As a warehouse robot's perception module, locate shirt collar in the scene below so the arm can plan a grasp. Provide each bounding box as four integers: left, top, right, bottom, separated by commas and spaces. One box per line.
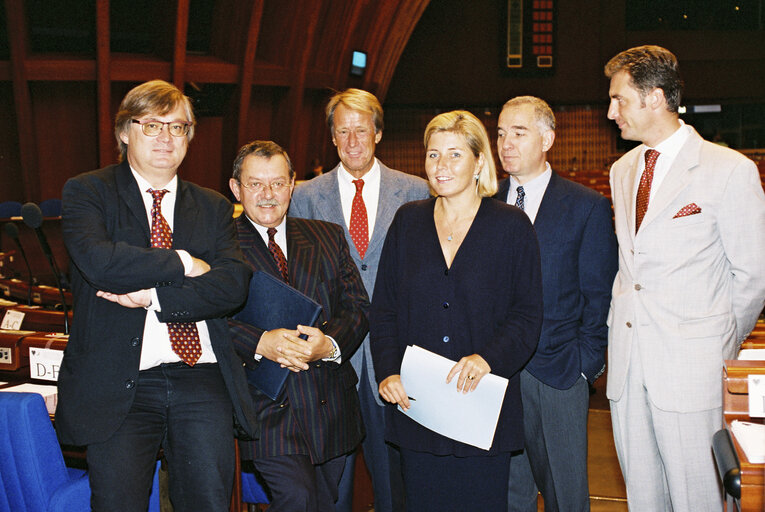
644, 120, 690, 163
130, 166, 178, 195
337, 158, 381, 188
509, 162, 552, 196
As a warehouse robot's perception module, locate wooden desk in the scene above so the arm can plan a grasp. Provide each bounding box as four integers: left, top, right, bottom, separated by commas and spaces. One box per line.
0, 303, 69, 333
723, 360, 765, 512
0, 277, 72, 307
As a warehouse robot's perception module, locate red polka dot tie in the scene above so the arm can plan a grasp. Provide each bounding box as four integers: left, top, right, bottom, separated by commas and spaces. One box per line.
349, 179, 369, 259
148, 189, 202, 366
635, 149, 659, 233
267, 227, 289, 283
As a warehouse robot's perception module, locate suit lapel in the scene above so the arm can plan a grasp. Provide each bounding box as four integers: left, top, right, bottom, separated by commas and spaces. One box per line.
286, 218, 317, 297
638, 130, 702, 233
534, 172, 570, 233
172, 178, 199, 249
620, 150, 642, 237
237, 215, 282, 278
367, 165, 402, 257
115, 162, 152, 241
312, 168, 347, 228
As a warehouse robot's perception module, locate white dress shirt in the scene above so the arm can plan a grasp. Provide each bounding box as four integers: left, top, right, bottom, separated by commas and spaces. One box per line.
506, 163, 553, 224
130, 168, 216, 370
337, 158, 381, 239
636, 120, 691, 202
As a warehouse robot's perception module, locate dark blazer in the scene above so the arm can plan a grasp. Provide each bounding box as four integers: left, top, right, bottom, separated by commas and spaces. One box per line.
370, 198, 543, 457
56, 161, 257, 446
495, 171, 617, 389
230, 215, 369, 464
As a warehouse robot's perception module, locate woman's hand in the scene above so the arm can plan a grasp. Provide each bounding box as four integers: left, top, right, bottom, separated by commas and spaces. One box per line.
446, 354, 491, 394
378, 375, 412, 411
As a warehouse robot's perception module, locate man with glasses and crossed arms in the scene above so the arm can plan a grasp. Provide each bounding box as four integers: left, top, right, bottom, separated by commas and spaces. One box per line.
57, 80, 257, 511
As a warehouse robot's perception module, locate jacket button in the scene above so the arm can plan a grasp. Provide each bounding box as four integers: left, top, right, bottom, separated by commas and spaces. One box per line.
130, 337, 140, 347
125, 379, 135, 389
315, 363, 321, 369
443, 336, 450, 342
634, 284, 642, 291
279, 403, 287, 408
626, 322, 632, 328
444, 269, 449, 275
320, 399, 327, 405
442, 302, 449, 309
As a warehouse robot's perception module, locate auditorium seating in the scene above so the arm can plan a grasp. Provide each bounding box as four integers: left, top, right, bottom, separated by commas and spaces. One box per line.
0, 391, 162, 512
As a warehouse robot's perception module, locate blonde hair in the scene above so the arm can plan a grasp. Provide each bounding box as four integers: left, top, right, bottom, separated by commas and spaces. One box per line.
326, 88, 384, 133
424, 110, 497, 197
114, 80, 195, 161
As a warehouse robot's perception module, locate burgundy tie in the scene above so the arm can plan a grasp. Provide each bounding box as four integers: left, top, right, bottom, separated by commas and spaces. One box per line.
349, 179, 369, 259
635, 149, 659, 233
148, 189, 202, 366
267, 227, 289, 283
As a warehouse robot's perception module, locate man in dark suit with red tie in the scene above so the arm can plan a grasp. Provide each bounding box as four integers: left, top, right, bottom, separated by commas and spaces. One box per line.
57, 80, 257, 511
228, 140, 369, 511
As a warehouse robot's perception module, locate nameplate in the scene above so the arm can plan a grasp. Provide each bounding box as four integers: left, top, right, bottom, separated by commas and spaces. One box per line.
29, 346, 64, 382
748, 374, 765, 418
1, 309, 24, 330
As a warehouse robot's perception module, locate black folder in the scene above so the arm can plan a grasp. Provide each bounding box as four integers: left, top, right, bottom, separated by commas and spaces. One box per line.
233, 270, 322, 400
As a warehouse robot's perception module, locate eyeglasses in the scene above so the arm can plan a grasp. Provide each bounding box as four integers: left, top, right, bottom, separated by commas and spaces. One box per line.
131, 119, 192, 137
238, 181, 290, 193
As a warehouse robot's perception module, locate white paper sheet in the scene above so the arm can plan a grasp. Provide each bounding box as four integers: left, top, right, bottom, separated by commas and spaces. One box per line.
738, 349, 765, 361
730, 420, 765, 463
398, 345, 509, 450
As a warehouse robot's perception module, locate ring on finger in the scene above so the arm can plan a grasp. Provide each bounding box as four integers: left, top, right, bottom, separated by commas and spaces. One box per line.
467, 375, 475, 380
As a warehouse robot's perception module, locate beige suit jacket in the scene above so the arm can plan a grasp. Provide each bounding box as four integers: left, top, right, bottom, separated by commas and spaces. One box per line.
607, 127, 765, 412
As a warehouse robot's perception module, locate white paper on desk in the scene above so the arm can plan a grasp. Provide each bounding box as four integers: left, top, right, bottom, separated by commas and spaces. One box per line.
730, 420, 765, 464
738, 349, 765, 361
399, 345, 508, 450
1, 383, 58, 414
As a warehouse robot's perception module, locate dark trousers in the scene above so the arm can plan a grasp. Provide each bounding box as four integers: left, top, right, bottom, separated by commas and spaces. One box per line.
335, 360, 404, 512
507, 370, 590, 512
400, 448, 511, 511
86, 363, 235, 512
254, 454, 347, 512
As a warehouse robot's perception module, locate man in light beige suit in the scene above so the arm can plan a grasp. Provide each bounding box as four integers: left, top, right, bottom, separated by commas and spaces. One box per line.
605, 45, 765, 511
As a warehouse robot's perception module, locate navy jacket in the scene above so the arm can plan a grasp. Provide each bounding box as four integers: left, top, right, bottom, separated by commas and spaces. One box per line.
495, 171, 617, 388
370, 198, 543, 456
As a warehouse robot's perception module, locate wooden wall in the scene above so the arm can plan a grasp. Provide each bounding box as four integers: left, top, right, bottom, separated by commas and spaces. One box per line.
0, 0, 430, 203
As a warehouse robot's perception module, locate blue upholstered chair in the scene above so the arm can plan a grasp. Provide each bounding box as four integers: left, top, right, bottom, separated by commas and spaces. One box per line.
39, 199, 62, 218
241, 470, 270, 508
0, 391, 161, 512
0, 201, 22, 218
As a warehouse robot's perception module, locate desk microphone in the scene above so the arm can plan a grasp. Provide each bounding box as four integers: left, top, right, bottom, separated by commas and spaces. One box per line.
3, 221, 34, 306
21, 202, 69, 334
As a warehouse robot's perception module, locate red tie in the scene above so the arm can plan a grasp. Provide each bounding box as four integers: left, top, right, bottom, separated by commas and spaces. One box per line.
148, 189, 202, 366
635, 149, 659, 233
267, 227, 289, 283
349, 179, 369, 259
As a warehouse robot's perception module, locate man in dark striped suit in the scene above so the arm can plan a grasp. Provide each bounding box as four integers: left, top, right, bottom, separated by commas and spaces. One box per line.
228, 140, 369, 511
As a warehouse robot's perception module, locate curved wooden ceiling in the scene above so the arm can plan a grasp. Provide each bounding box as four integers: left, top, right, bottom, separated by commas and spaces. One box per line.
0, 0, 431, 201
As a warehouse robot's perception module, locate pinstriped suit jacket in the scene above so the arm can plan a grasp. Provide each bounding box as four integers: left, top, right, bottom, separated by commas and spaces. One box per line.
230, 215, 369, 464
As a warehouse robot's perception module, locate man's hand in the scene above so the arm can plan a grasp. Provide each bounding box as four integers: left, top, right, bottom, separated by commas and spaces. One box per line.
188, 256, 211, 277
294, 325, 335, 362
256, 325, 335, 372
97, 289, 152, 308
256, 328, 312, 372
